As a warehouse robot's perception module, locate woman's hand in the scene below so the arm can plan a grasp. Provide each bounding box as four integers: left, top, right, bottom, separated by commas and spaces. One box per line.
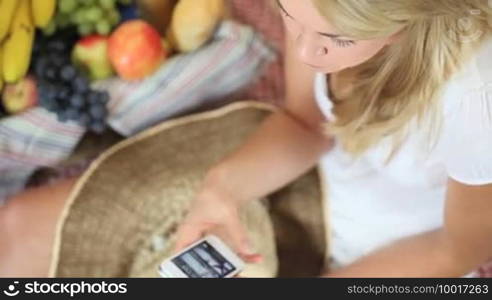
174, 187, 262, 263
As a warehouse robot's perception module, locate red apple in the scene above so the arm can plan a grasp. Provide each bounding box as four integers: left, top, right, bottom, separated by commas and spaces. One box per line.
72, 35, 114, 81
2, 76, 38, 114
108, 20, 167, 81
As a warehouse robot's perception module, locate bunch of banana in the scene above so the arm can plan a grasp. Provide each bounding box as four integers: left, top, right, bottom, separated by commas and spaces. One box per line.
0, 46, 3, 92
0, 0, 57, 86
2, 0, 35, 83
0, 0, 19, 42
32, 0, 56, 29
0, 0, 18, 90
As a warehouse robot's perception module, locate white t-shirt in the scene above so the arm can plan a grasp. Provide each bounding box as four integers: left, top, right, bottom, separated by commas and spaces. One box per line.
314, 38, 492, 273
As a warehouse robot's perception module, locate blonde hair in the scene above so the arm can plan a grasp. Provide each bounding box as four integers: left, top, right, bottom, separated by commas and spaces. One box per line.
312, 0, 492, 159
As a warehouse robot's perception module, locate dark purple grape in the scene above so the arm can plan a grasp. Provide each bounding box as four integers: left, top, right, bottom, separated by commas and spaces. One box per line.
78, 112, 91, 127
57, 110, 70, 122
34, 58, 49, 78
65, 108, 81, 121
47, 40, 67, 53
48, 53, 67, 68
70, 94, 85, 108
73, 76, 90, 93
39, 97, 54, 110
46, 101, 61, 113
38, 82, 57, 99
57, 86, 72, 101
37, 84, 48, 98
47, 105, 59, 113
88, 91, 100, 104
99, 92, 110, 104
44, 67, 57, 80
32, 41, 42, 56
49, 59, 64, 70
90, 120, 107, 134
60, 65, 77, 82
89, 103, 108, 120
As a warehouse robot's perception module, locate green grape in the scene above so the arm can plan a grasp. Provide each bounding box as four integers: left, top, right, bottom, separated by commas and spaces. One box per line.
78, 22, 94, 36
117, 0, 132, 6
99, 0, 116, 10
59, 0, 78, 13
108, 10, 121, 26
73, 9, 87, 24
78, 7, 95, 23
96, 19, 112, 35
55, 13, 71, 28
85, 7, 104, 22
83, 0, 97, 6
42, 20, 57, 36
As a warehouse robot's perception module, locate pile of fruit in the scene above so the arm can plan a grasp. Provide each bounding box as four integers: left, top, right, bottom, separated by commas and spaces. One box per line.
32, 30, 110, 133
46, 0, 132, 37
0, 0, 225, 134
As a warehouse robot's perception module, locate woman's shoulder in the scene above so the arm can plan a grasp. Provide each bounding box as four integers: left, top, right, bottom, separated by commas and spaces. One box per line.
440, 43, 492, 184
471, 36, 492, 85
441, 37, 492, 115
442, 65, 492, 132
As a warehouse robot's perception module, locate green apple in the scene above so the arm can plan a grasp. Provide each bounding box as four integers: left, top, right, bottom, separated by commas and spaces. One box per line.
72, 35, 115, 81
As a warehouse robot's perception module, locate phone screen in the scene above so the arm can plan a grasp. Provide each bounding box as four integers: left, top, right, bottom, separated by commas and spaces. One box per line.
172, 241, 237, 278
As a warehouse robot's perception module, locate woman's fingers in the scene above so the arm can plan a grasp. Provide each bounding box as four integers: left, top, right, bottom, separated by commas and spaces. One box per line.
226, 216, 262, 263
174, 221, 209, 253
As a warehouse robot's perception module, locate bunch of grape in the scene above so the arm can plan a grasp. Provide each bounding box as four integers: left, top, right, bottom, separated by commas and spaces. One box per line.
31, 30, 110, 134
44, 0, 133, 36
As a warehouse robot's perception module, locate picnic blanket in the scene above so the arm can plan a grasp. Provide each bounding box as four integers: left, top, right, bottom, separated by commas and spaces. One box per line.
0, 21, 276, 204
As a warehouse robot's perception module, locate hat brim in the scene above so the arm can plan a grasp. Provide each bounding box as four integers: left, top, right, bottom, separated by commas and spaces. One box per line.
49, 101, 327, 278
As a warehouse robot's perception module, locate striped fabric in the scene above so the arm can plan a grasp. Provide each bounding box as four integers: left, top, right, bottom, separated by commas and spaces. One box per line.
96, 21, 275, 136
0, 20, 276, 203
230, 0, 286, 106
0, 109, 85, 203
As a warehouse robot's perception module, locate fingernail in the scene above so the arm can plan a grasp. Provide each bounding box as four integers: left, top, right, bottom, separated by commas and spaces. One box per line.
244, 254, 263, 263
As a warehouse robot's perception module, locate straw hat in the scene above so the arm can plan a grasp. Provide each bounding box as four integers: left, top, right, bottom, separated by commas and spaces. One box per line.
49, 101, 327, 278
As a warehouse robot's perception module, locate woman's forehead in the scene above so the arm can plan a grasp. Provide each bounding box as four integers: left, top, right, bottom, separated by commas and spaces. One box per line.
278, 0, 344, 36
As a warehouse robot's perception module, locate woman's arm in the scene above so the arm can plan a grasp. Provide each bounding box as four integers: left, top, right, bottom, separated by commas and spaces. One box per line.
175, 28, 333, 255
205, 34, 333, 203
324, 180, 492, 277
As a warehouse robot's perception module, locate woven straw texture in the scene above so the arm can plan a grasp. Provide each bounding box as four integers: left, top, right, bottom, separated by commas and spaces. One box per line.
49, 101, 327, 278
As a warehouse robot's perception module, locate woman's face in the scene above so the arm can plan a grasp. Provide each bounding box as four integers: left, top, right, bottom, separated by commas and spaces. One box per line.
278, 0, 396, 74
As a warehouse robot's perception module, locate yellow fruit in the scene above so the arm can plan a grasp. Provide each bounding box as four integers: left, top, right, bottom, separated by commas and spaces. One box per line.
0, 0, 20, 42
0, 45, 3, 92
3, 0, 35, 83
170, 0, 225, 52
32, 0, 56, 28
138, 0, 177, 34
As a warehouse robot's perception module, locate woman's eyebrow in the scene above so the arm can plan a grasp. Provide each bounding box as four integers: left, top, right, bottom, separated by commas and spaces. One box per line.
319, 32, 341, 38
276, 0, 342, 39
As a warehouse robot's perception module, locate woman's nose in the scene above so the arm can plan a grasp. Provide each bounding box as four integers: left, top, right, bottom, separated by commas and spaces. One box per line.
295, 33, 328, 62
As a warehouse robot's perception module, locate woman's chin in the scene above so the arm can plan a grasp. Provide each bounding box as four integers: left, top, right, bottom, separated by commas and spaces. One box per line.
318, 65, 355, 74
317, 66, 344, 74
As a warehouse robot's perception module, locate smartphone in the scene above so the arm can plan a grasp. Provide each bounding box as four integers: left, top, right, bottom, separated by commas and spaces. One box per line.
158, 235, 245, 278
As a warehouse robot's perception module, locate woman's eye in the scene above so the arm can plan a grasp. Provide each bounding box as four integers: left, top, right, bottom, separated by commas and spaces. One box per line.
332, 38, 356, 48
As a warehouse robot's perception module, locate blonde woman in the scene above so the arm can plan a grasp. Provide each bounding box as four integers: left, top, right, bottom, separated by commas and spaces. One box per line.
1, 0, 492, 277
175, 0, 492, 277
